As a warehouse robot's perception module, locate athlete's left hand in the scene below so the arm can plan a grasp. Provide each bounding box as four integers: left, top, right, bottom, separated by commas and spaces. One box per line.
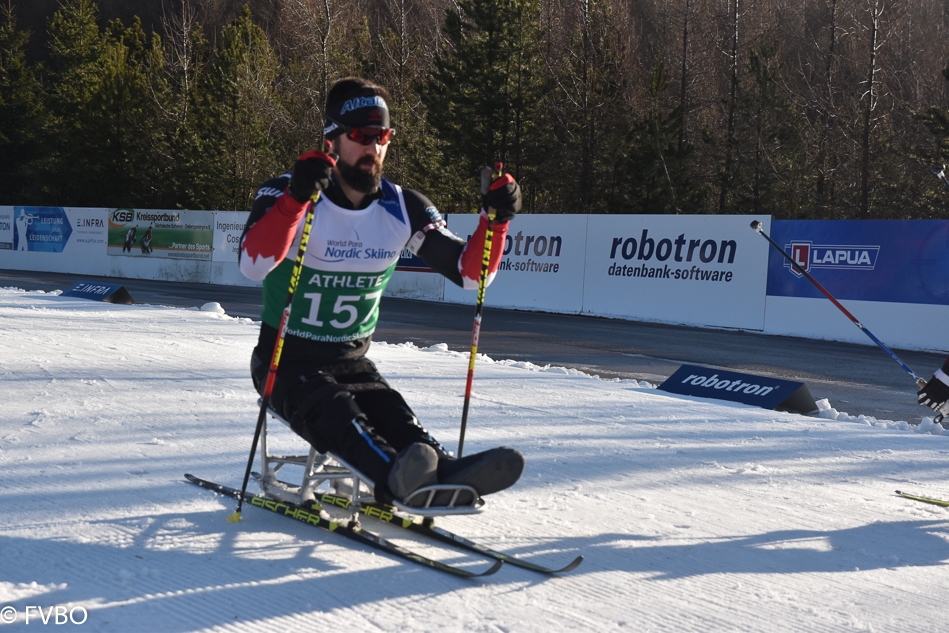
481, 169, 521, 223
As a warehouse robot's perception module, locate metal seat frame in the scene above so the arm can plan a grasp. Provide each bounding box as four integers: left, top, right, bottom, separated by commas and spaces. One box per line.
257, 405, 483, 517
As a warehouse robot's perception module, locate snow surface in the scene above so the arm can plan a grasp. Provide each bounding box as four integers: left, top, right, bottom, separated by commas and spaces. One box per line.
2, 287, 949, 632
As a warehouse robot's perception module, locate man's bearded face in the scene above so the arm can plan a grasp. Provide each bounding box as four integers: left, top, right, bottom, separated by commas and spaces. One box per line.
338, 153, 383, 194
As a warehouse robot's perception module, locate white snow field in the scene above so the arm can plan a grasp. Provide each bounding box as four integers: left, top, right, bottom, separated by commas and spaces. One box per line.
2, 287, 949, 633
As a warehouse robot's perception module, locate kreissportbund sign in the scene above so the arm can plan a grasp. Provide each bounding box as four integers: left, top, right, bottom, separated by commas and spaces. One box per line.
658, 364, 817, 415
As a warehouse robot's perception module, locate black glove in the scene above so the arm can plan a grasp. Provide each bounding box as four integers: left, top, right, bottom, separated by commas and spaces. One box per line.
287, 150, 337, 202
480, 166, 521, 223
918, 371, 949, 414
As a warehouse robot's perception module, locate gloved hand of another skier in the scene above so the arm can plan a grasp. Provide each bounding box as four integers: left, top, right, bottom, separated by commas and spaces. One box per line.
918, 370, 949, 415
481, 170, 521, 223
288, 150, 337, 202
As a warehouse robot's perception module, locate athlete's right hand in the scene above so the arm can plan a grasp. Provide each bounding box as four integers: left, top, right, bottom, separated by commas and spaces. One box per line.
287, 150, 337, 202
918, 370, 949, 415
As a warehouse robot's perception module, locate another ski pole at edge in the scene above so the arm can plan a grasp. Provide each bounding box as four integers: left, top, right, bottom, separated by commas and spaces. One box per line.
750, 220, 926, 388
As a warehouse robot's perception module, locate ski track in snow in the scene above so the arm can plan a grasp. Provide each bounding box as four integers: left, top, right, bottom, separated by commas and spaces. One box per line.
2, 287, 949, 632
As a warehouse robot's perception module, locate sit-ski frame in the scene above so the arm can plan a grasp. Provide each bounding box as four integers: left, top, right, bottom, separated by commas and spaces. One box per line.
257, 405, 483, 518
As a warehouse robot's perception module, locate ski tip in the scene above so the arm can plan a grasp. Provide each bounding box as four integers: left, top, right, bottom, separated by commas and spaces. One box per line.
226, 510, 243, 523
480, 559, 504, 577
558, 555, 584, 573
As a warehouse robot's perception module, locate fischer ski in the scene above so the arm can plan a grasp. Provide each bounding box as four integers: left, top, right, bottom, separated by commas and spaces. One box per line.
895, 490, 949, 507
248, 472, 583, 574
317, 490, 584, 574
185, 474, 502, 578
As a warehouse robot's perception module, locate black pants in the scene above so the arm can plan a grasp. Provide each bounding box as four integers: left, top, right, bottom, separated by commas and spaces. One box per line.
252, 351, 446, 501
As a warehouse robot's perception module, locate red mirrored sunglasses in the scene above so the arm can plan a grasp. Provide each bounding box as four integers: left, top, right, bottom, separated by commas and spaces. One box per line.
343, 126, 394, 146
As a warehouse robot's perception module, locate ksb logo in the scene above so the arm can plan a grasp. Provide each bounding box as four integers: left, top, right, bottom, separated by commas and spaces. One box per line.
784, 241, 879, 277
110, 209, 135, 225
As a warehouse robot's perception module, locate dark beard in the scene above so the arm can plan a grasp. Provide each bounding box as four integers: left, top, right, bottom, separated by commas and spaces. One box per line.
338, 155, 383, 194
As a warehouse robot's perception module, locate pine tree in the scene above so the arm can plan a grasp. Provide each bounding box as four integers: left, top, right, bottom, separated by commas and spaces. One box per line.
729, 40, 808, 218
89, 16, 156, 206
0, 1, 46, 204
146, 0, 214, 210
421, 0, 544, 213
541, 0, 629, 214
607, 57, 703, 214
202, 5, 283, 211
44, 0, 104, 205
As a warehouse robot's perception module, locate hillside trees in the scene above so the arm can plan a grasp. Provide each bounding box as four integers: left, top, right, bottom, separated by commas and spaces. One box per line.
2, 0, 949, 216
0, 2, 46, 203
421, 0, 545, 213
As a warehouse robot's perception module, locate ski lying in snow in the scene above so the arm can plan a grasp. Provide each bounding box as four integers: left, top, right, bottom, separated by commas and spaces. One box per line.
185, 474, 502, 578
316, 490, 584, 574
895, 490, 949, 507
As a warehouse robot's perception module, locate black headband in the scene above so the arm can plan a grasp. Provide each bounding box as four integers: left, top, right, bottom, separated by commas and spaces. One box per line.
324, 89, 391, 138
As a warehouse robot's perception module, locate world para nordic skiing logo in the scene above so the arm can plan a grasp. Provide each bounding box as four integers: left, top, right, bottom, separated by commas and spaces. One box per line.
783, 241, 880, 277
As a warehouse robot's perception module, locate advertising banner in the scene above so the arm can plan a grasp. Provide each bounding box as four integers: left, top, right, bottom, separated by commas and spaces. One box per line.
107, 209, 213, 260
0, 206, 109, 274
211, 212, 248, 263
12, 206, 72, 252
442, 214, 588, 313
766, 220, 949, 306
658, 364, 817, 414
0, 207, 12, 250
209, 211, 259, 287
581, 215, 770, 329
61, 280, 134, 304
66, 208, 108, 253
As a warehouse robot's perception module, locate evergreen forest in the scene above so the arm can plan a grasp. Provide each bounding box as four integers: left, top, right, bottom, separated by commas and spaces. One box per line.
3, 0, 949, 217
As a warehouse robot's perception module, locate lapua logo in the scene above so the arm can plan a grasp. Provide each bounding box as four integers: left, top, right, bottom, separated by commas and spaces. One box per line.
784, 241, 879, 277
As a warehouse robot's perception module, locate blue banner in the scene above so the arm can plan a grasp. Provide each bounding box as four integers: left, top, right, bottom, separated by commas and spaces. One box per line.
766, 220, 949, 306
658, 364, 816, 414
62, 281, 134, 304
13, 206, 72, 253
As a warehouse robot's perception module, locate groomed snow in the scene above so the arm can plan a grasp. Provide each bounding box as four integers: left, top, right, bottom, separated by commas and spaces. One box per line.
2, 287, 949, 632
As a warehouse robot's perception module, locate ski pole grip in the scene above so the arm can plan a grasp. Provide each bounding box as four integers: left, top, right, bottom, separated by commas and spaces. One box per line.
480, 166, 497, 220
480, 166, 493, 196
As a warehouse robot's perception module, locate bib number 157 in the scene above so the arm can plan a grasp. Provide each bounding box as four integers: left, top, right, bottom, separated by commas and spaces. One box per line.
300, 290, 383, 330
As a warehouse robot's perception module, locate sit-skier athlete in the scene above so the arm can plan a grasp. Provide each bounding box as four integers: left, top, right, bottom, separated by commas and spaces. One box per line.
239, 77, 524, 506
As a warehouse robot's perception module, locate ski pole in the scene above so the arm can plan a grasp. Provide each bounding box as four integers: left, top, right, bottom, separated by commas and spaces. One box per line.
229, 165, 327, 522
750, 220, 926, 389
457, 162, 503, 458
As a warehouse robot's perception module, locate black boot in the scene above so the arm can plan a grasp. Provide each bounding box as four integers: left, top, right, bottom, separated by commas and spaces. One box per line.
438, 447, 525, 499
387, 443, 439, 503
